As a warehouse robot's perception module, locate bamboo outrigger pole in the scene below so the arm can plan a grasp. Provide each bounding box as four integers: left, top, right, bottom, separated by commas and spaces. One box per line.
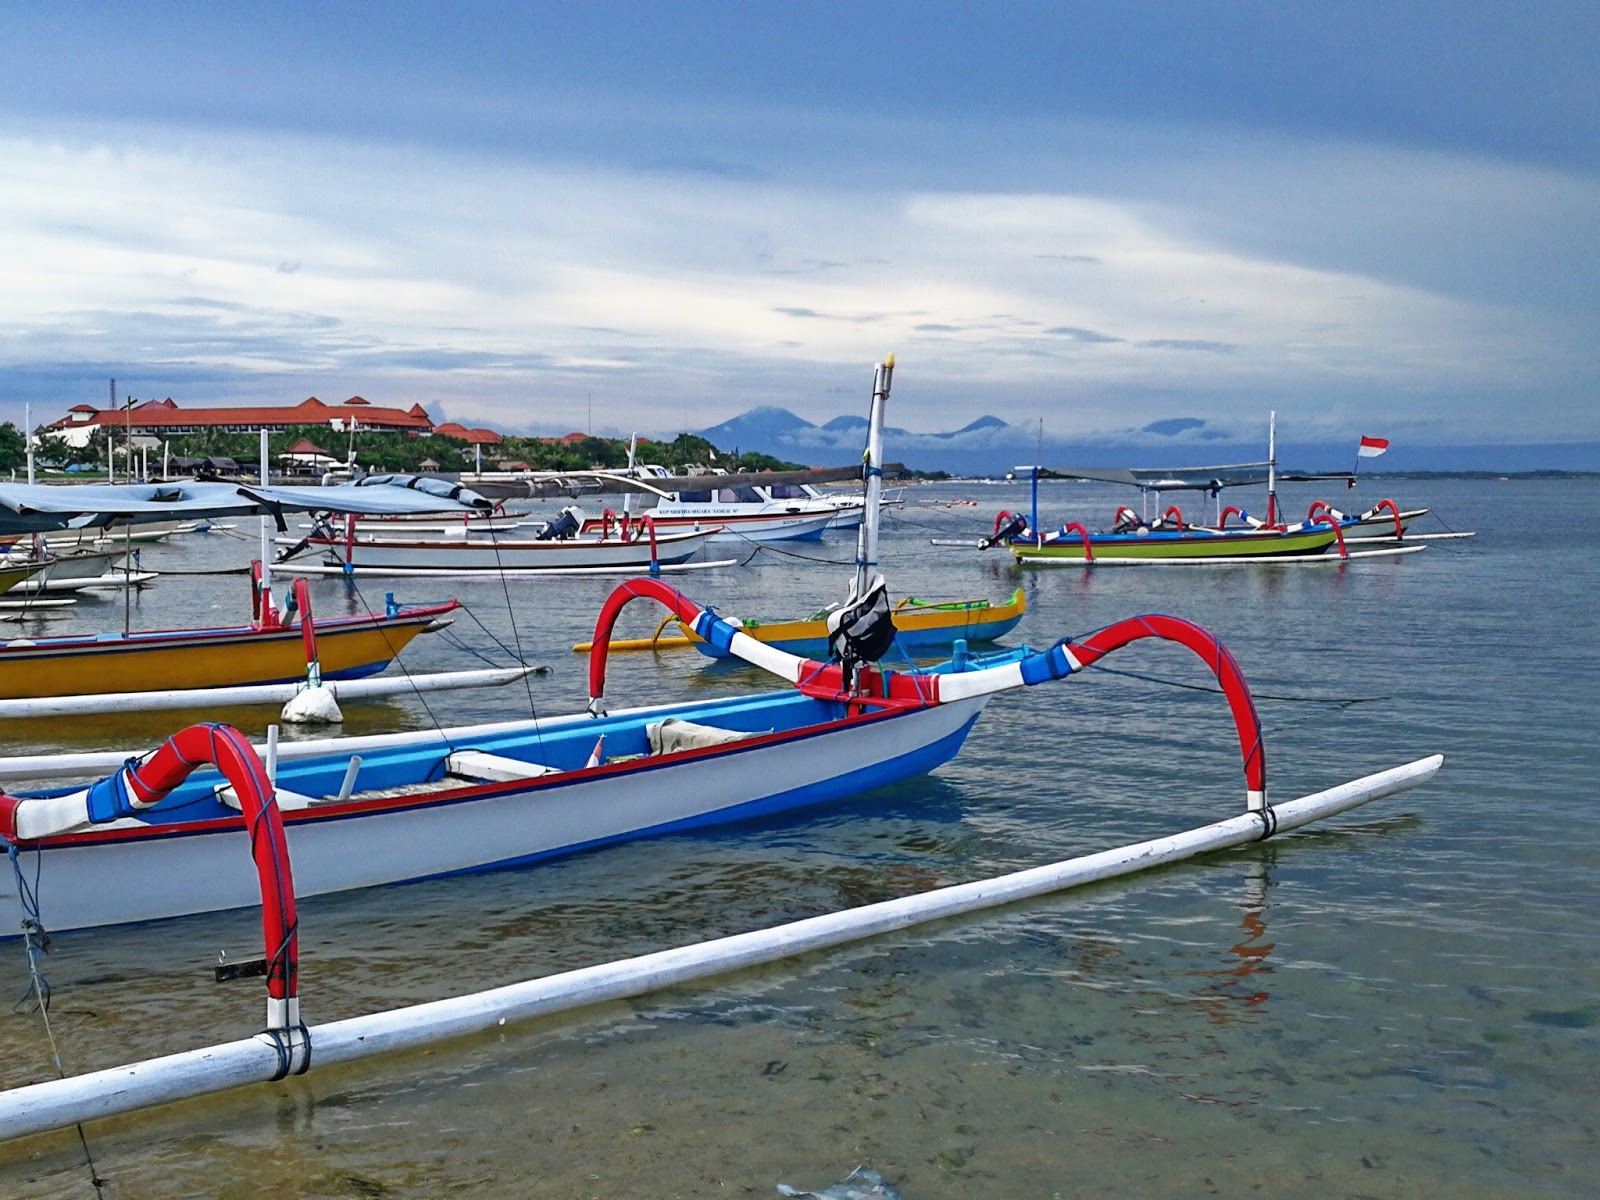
0, 754, 1441, 1145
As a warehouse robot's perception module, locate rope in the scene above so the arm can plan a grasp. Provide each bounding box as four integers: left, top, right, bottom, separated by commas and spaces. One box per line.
5, 842, 108, 1195
1079, 660, 1390, 705
335, 531, 550, 762
423, 598, 553, 675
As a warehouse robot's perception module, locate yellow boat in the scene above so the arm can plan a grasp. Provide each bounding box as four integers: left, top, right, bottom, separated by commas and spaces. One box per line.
0, 600, 458, 700
0, 562, 47, 598
576, 589, 1026, 659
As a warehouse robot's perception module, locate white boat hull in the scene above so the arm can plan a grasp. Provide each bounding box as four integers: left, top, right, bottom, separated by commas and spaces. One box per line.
588, 510, 836, 543
1339, 506, 1429, 542
296, 527, 720, 570
1, 695, 989, 933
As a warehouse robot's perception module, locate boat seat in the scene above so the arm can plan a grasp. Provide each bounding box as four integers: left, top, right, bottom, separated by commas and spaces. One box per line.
444, 750, 560, 783
215, 784, 318, 812
647, 718, 759, 755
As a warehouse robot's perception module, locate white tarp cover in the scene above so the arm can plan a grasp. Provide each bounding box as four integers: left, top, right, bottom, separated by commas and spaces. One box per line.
0, 476, 493, 532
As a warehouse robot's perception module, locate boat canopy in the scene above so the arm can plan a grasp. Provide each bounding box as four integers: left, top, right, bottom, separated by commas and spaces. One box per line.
0, 475, 494, 533
1019, 463, 1355, 494
462, 463, 908, 500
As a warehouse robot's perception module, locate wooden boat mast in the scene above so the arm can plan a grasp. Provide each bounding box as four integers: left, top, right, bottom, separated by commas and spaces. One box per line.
852, 353, 893, 600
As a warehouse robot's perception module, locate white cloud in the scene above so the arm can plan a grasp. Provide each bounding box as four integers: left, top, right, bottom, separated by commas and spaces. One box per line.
0, 118, 1593, 444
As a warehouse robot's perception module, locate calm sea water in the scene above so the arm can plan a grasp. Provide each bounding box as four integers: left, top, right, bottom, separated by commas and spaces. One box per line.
1, 477, 1595, 1198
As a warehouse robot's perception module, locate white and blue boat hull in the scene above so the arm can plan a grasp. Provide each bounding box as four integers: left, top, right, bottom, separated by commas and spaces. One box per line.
0, 691, 989, 934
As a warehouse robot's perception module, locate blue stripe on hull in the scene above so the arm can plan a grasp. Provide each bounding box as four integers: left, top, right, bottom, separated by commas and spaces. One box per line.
432, 710, 983, 879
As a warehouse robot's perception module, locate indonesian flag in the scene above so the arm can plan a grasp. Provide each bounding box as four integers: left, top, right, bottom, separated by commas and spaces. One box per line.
1357, 436, 1390, 458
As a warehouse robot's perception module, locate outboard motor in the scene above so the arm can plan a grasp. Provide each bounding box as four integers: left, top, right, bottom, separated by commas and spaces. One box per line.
979, 511, 1030, 550
538, 505, 583, 541
826, 573, 896, 688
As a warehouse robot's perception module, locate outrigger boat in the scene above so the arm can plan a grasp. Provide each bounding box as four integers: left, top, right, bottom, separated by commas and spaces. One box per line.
0, 575, 1258, 933
580, 588, 1028, 659
0, 474, 498, 703
582, 483, 838, 543
0, 357, 1425, 934
985, 413, 1461, 564
0, 361, 1444, 1145
985, 455, 1428, 567
988, 513, 1353, 565
274, 508, 729, 577
0, 583, 458, 701
0, 560, 48, 598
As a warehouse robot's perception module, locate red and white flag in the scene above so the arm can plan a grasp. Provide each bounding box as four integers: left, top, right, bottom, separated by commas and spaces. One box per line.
1357, 436, 1390, 458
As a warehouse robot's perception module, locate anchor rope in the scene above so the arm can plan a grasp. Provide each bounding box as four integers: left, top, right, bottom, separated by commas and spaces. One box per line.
5, 841, 108, 1196
1080, 660, 1389, 706
337, 578, 471, 734
337, 542, 549, 763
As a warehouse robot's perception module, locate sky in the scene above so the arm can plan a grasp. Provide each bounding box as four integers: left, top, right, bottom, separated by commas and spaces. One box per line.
2, 2, 1596, 456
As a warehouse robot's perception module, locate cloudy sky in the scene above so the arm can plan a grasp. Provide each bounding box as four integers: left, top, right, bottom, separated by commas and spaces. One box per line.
2, 2, 1595, 449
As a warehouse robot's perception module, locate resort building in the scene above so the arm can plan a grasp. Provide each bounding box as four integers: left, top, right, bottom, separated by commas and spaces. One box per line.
43, 396, 436, 448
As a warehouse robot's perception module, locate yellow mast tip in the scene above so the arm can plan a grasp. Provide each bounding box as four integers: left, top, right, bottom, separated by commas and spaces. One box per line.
885, 352, 895, 367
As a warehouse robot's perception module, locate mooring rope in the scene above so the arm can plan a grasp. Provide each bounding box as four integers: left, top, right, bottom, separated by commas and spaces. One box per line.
1081, 660, 1390, 706
6, 842, 107, 1195
335, 536, 549, 763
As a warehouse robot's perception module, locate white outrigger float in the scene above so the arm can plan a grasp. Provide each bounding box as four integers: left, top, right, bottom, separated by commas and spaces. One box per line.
0, 359, 1444, 1144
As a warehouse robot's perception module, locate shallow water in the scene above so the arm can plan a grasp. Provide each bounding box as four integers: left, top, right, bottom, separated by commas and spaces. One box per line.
1, 478, 1596, 1197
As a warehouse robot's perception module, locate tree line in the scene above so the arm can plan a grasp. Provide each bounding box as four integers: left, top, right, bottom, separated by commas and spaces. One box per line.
18, 425, 804, 477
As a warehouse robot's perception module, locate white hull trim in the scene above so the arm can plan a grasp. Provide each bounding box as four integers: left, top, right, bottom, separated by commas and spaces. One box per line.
1021, 544, 1430, 567
275, 558, 739, 578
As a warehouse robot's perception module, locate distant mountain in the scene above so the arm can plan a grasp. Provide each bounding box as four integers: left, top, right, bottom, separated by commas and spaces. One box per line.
933, 415, 1008, 440
697, 406, 818, 449
1145, 419, 1203, 438
695, 407, 1010, 468
692, 407, 1600, 475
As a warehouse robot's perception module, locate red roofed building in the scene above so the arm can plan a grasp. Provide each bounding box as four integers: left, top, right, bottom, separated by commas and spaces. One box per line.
44, 396, 436, 448
434, 422, 504, 446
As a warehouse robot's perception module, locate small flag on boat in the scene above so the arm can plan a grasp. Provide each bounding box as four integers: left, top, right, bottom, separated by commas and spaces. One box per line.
1357, 436, 1390, 458
585, 734, 605, 769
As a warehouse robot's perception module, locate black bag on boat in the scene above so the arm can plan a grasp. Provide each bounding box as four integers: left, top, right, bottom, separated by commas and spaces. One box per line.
827, 574, 895, 676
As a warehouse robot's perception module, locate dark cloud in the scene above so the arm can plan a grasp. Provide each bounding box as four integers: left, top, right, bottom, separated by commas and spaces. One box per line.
1048, 326, 1124, 344
1138, 338, 1237, 353
639, 156, 769, 182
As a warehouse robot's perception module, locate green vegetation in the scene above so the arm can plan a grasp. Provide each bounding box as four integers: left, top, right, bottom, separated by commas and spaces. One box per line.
0, 423, 26, 471
37, 425, 805, 477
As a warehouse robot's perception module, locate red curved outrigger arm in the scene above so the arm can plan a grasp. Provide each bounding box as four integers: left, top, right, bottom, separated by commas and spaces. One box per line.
582, 579, 1269, 809
1, 724, 304, 1054
124, 726, 298, 1014
1056, 521, 1094, 561
588, 577, 713, 706
1217, 505, 1245, 529
636, 513, 661, 572
1068, 614, 1265, 807
1161, 504, 1185, 530
1370, 497, 1403, 539
1309, 513, 1349, 559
